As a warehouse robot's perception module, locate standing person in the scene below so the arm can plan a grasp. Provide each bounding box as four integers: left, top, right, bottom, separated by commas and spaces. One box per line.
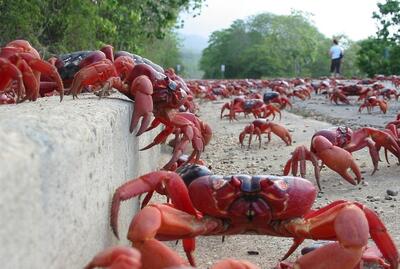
329, 39, 344, 78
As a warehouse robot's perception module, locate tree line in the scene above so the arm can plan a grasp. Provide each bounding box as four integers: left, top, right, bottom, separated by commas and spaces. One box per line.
0, 0, 204, 69
1, 0, 399, 79
200, 0, 400, 79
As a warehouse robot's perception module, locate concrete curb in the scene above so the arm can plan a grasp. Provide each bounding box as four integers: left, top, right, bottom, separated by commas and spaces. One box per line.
0, 93, 162, 268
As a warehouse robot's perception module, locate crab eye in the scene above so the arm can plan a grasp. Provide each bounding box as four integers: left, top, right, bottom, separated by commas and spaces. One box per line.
168, 80, 177, 91
229, 176, 241, 187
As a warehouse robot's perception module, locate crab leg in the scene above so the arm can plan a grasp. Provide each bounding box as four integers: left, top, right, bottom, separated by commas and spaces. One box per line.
283, 145, 321, 190
11, 57, 39, 102
239, 124, 256, 149
221, 102, 231, 119
140, 125, 174, 151
0, 58, 25, 102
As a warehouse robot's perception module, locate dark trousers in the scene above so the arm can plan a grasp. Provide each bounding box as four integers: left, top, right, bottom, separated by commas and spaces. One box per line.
330, 58, 341, 74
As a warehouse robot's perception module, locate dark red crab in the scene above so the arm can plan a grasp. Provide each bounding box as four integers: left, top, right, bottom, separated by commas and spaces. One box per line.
110, 164, 398, 269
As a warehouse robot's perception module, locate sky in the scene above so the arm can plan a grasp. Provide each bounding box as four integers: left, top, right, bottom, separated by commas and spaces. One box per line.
178, 0, 382, 41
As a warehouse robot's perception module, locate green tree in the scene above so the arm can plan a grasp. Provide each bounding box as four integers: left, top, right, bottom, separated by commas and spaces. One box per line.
373, 0, 400, 42
200, 11, 359, 79
141, 31, 182, 70
200, 20, 251, 78
357, 38, 400, 77
0, 0, 43, 47
354, 0, 400, 76
0, 0, 205, 64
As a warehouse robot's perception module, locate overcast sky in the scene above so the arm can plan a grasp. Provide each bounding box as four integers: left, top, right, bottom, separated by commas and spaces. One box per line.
178, 0, 382, 41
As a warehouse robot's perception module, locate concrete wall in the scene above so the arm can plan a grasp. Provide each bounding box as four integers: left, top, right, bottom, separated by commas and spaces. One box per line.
0, 94, 163, 268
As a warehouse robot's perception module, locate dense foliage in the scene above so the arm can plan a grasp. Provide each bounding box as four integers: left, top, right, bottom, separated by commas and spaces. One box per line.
200, 11, 363, 79
2, 0, 399, 78
373, 0, 400, 43
0, 0, 204, 67
356, 0, 400, 77
357, 38, 400, 77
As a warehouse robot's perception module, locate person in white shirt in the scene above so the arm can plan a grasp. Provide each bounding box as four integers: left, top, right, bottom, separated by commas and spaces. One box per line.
329, 39, 344, 78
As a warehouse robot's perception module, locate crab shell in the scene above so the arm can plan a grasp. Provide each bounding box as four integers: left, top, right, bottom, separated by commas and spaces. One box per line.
178, 165, 317, 225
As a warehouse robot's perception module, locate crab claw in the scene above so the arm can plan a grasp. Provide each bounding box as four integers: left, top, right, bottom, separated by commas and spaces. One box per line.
110, 171, 198, 239
84, 246, 142, 269
312, 135, 362, 185
282, 201, 398, 269
129, 75, 153, 136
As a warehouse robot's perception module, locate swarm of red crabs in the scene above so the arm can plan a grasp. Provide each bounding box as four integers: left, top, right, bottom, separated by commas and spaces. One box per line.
319, 78, 397, 114
1, 40, 211, 169
83, 74, 399, 268
1, 40, 399, 268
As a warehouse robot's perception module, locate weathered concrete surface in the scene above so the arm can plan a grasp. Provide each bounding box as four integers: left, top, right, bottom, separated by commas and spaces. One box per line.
0, 93, 163, 268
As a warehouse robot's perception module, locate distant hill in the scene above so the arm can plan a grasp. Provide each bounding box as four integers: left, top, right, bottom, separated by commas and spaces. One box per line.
180, 34, 208, 53
179, 34, 209, 79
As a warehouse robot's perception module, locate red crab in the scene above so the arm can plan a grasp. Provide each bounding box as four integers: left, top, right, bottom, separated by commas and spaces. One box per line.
221, 97, 281, 121
141, 111, 212, 170
379, 88, 399, 101
328, 88, 351, 105
328, 84, 373, 105
110, 165, 398, 269
84, 245, 261, 269
239, 119, 292, 149
359, 96, 388, 114
68, 55, 135, 99
50, 44, 116, 89
0, 39, 64, 103
284, 126, 400, 189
